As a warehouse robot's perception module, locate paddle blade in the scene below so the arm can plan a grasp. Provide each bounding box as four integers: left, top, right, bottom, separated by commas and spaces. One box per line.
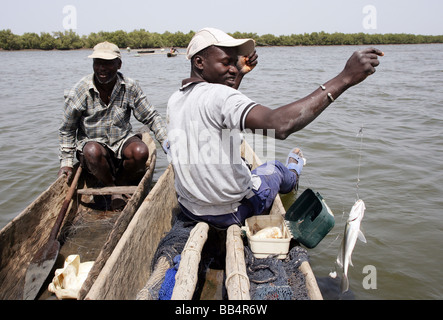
23, 240, 60, 300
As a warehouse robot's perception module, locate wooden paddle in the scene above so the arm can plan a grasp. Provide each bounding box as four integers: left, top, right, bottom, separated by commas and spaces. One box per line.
23, 166, 82, 300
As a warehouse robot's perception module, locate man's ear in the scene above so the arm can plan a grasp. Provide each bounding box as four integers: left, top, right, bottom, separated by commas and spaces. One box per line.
193, 55, 204, 71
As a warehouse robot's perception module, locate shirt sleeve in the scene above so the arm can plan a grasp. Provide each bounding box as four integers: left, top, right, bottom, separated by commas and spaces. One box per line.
221, 89, 257, 131
130, 82, 167, 146
58, 91, 82, 168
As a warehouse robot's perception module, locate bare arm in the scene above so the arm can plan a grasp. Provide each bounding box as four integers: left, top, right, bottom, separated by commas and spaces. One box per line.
245, 48, 384, 139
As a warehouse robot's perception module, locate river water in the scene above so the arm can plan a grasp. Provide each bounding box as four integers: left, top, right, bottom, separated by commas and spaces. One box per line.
1, 44, 442, 300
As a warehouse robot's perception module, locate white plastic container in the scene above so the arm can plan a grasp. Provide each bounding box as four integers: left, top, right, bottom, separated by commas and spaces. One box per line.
244, 215, 291, 259
244, 188, 335, 259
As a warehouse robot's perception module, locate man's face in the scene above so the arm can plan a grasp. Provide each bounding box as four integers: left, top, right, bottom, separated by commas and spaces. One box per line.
93, 58, 121, 85
200, 46, 239, 87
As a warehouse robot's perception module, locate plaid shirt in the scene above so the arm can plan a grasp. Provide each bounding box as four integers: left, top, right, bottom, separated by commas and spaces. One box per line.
59, 72, 166, 168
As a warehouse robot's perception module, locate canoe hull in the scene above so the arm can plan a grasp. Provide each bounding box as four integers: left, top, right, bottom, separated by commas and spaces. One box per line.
0, 131, 156, 300
0, 175, 73, 299
86, 164, 177, 299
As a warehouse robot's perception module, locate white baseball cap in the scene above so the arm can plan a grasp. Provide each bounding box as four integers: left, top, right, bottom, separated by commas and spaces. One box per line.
186, 27, 255, 59
88, 41, 121, 60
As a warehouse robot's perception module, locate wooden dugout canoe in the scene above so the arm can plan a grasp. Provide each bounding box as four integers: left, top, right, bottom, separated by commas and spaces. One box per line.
84, 140, 322, 300
137, 50, 155, 54
0, 131, 156, 300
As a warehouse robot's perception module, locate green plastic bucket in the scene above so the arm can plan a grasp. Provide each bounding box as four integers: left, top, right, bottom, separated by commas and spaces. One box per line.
285, 188, 335, 249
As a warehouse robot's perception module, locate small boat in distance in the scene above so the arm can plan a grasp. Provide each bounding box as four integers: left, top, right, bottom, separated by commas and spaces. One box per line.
137, 49, 155, 54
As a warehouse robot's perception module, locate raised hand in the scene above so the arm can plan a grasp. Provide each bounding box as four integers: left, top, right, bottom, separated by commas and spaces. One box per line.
340, 47, 384, 87
237, 50, 258, 75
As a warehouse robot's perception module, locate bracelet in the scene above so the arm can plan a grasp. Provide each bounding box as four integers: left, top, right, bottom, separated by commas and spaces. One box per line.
320, 85, 335, 102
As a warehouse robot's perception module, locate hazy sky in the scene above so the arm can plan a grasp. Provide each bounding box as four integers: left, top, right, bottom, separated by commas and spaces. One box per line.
1, 0, 442, 36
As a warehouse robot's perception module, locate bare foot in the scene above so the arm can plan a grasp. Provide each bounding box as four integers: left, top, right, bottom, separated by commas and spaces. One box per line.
111, 194, 127, 211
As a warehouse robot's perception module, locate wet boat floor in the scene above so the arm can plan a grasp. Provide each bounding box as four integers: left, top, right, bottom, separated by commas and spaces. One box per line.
37, 200, 122, 300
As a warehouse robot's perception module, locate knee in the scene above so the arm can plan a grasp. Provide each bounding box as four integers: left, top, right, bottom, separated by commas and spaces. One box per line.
253, 160, 279, 176
82, 142, 106, 163
125, 142, 149, 163
134, 143, 149, 162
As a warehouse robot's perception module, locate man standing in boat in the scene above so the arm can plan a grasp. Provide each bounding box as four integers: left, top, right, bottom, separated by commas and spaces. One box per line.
167, 27, 383, 229
58, 41, 167, 209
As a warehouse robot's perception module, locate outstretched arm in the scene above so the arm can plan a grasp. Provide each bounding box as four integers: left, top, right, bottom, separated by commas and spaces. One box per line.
245, 48, 384, 139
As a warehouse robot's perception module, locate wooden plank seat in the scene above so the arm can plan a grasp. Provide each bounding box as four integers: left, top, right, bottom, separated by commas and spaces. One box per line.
77, 186, 138, 196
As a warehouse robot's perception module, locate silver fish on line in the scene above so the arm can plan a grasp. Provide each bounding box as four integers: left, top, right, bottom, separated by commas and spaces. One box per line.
336, 199, 366, 293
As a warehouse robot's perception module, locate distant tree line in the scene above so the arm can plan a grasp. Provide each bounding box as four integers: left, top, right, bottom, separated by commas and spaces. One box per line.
1, 29, 442, 51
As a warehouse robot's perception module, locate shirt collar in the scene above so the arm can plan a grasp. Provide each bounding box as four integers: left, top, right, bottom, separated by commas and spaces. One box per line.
180, 77, 206, 90
89, 72, 125, 93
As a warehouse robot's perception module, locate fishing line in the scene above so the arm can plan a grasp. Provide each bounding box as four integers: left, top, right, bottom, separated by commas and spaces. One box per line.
355, 125, 364, 200
318, 125, 366, 256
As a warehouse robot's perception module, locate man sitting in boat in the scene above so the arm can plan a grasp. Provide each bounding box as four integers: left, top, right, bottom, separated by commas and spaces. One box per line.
58, 41, 167, 209
167, 28, 383, 229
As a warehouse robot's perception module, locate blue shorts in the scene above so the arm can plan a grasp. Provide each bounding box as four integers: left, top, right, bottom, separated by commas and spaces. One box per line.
179, 160, 298, 229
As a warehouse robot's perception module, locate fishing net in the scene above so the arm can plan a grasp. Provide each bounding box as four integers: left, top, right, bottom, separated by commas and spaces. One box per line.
137, 214, 195, 300
244, 245, 310, 300
150, 215, 196, 269
157, 255, 181, 300
60, 208, 120, 262
137, 210, 312, 300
